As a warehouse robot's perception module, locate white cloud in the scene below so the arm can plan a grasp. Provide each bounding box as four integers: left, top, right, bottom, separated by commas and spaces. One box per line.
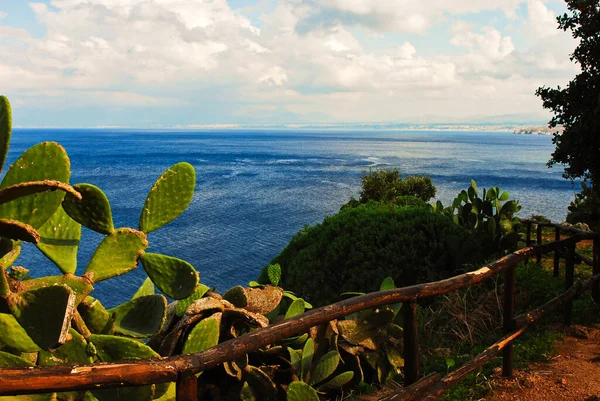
0, 0, 581, 124
525, 0, 560, 39
0, 11, 7, 20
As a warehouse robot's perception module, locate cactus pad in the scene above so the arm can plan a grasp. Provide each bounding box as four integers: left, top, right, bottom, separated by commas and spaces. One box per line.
139, 253, 198, 300
174, 283, 210, 317
246, 366, 278, 401
36, 206, 81, 274
0, 350, 35, 368
0, 142, 71, 229
84, 228, 148, 283
89, 334, 160, 401
184, 297, 224, 316
309, 350, 340, 385
337, 320, 377, 351
0, 181, 80, 206
223, 285, 248, 308
109, 294, 167, 338
17, 274, 93, 306
0, 313, 40, 352
0, 96, 11, 175
0, 239, 20, 269
62, 183, 114, 235
7, 284, 76, 351
182, 312, 221, 354
132, 277, 154, 299
78, 297, 114, 335
286, 381, 320, 401
245, 285, 283, 314
138, 162, 196, 234
38, 329, 93, 366
0, 219, 40, 243
266, 264, 281, 286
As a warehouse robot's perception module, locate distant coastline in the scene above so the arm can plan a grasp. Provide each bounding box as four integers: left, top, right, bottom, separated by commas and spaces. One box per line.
513, 126, 563, 136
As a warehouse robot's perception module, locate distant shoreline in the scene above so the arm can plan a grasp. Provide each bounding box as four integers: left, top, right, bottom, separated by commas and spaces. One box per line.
513, 126, 563, 136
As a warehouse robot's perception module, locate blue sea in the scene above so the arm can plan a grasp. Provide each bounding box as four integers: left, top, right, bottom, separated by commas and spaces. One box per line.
7, 129, 578, 307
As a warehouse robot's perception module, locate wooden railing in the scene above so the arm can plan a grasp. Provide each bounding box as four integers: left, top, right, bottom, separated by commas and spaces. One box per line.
0, 220, 598, 401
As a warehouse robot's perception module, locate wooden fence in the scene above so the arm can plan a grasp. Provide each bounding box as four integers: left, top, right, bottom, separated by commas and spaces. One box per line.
0, 219, 598, 401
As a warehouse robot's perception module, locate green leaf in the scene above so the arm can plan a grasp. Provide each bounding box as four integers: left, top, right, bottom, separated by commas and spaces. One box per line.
267, 263, 281, 286
309, 350, 340, 385
174, 284, 210, 317
286, 381, 320, 401
288, 347, 301, 373
0, 313, 40, 352
0, 96, 12, 175
182, 313, 220, 354
7, 285, 75, 351
285, 299, 305, 319
246, 366, 278, 401
301, 337, 314, 382
132, 277, 154, 299
139, 162, 196, 234
18, 274, 93, 306
0, 219, 39, 243
499, 191, 510, 201
316, 371, 354, 391
109, 295, 166, 338
0, 240, 20, 269
62, 183, 114, 235
84, 228, 148, 283
0, 142, 70, 229
140, 253, 198, 300
379, 277, 395, 291
36, 205, 81, 274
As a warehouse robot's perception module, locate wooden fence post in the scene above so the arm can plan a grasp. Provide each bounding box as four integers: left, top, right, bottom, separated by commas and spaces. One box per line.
564, 243, 576, 326
554, 226, 561, 277
593, 235, 599, 304
403, 301, 420, 386
502, 264, 516, 378
536, 224, 543, 265
176, 371, 197, 401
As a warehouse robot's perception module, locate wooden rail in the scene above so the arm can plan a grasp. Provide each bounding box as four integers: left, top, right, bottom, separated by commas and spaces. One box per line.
0, 220, 598, 401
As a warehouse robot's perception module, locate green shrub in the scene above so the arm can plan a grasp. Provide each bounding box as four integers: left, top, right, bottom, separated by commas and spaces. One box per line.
395, 195, 428, 208
358, 168, 436, 203
264, 202, 473, 306
567, 182, 600, 231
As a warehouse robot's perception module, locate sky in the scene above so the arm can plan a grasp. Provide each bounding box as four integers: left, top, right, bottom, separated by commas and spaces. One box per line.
0, 0, 580, 127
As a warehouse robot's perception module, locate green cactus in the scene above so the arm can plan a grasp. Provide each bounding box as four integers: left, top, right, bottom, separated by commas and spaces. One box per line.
38, 329, 93, 366
285, 299, 306, 319
109, 295, 167, 338
139, 253, 198, 300
0, 96, 12, 174
139, 162, 196, 234
0, 181, 80, 206
0, 219, 40, 243
62, 183, 114, 235
77, 297, 114, 334
173, 284, 210, 317
182, 312, 221, 354
245, 366, 278, 401
0, 240, 20, 269
35, 206, 81, 274
132, 277, 155, 299
0, 350, 35, 367
83, 228, 148, 283
223, 285, 248, 308
0, 142, 71, 229
315, 371, 354, 392
6, 285, 75, 351
0, 313, 40, 352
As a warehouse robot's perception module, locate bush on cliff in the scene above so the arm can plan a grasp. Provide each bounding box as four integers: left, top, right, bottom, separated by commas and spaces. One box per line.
262, 202, 474, 306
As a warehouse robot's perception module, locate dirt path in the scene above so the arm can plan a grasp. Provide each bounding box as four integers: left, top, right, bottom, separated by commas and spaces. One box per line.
484, 325, 600, 401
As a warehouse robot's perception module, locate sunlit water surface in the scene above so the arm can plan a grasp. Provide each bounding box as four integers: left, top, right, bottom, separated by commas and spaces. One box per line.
8, 129, 576, 306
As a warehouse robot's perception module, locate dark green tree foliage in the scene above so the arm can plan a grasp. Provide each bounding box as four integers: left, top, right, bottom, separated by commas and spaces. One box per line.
269, 202, 472, 306
536, 0, 600, 189
567, 182, 600, 231
358, 168, 436, 203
